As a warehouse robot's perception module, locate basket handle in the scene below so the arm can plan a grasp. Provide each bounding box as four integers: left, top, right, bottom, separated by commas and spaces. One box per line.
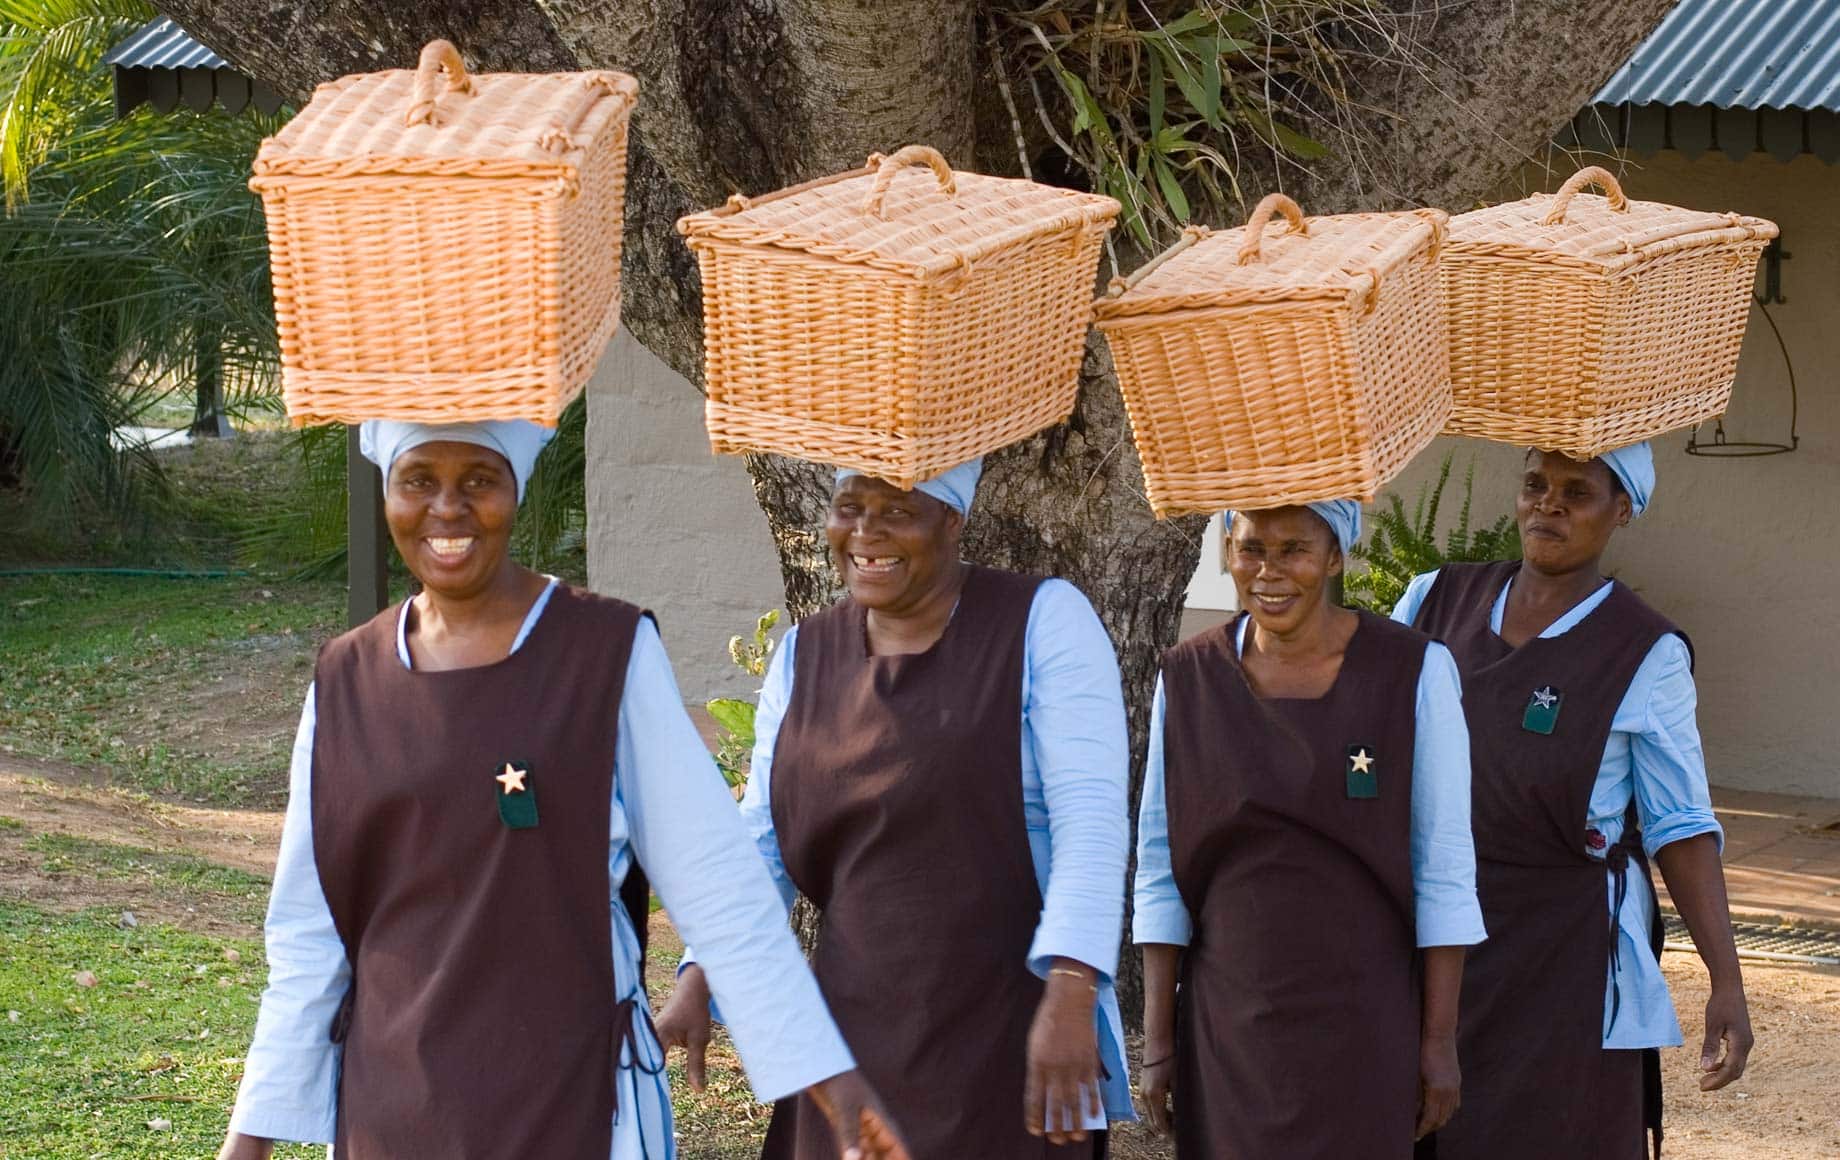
1235, 193, 1309, 265
1540, 166, 1629, 225
862, 145, 957, 219
1104, 224, 1210, 297
404, 40, 473, 128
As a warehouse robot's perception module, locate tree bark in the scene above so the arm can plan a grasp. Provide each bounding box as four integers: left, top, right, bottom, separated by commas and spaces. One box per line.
155, 0, 1678, 1023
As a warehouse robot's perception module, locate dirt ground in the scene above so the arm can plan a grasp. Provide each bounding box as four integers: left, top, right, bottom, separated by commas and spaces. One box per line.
3, 754, 1836, 1157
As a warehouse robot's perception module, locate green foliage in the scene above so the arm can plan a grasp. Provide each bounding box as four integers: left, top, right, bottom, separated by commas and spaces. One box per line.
988, 1, 1380, 247
1345, 455, 1521, 614
513, 395, 589, 582
706, 610, 780, 790
234, 424, 352, 577
0, 0, 284, 523
0, 902, 321, 1158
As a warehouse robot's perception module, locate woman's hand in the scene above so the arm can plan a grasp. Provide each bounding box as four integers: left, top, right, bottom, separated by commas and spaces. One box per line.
1139, 1047, 1176, 1135
1024, 959, 1101, 1144
1699, 983, 1754, 1090
653, 963, 714, 1091
1415, 1030, 1461, 1139
215, 1134, 273, 1160
1652, 833, 1754, 1091
807, 1069, 911, 1160
1139, 943, 1181, 1136
1417, 944, 1466, 1139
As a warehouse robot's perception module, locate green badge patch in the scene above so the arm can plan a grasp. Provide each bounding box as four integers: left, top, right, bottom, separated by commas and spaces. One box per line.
494, 761, 538, 829
1522, 686, 1563, 735
1346, 744, 1378, 799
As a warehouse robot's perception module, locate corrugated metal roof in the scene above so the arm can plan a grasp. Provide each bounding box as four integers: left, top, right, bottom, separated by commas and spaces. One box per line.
103, 16, 227, 71
1594, 0, 1840, 112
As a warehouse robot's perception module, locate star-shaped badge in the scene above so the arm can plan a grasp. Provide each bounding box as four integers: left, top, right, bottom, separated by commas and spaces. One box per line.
494, 762, 538, 829
1346, 744, 1378, 799
1523, 686, 1563, 735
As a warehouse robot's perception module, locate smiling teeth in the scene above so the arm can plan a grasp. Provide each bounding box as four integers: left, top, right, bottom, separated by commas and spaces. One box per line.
852, 555, 900, 567
428, 537, 474, 555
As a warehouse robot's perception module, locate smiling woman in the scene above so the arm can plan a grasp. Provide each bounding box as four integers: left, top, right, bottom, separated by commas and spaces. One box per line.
1133, 499, 1484, 1158
213, 419, 910, 1160
657, 456, 1137, 1157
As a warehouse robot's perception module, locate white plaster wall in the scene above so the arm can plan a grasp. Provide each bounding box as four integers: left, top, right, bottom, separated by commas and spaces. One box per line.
585, 331, 787, 701
1374, 152, 1839, 798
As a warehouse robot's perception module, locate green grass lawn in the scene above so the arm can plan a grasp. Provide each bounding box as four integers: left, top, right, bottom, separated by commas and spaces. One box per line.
0, 573, 341, 805
0, 903, 320, 1160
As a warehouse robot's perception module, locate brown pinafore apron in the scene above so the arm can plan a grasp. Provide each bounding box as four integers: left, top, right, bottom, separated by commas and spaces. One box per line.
311, 586, 649, 1159
760, 566, 1094, 1160
1160, 611, 1427, 1160
1414, 561, 1681, 1160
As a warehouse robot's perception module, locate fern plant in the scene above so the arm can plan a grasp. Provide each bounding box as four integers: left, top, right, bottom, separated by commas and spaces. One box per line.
1345, 455, 1520, 615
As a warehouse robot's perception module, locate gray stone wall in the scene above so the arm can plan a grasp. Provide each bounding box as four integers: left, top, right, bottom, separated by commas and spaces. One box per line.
585, 331, 786, 702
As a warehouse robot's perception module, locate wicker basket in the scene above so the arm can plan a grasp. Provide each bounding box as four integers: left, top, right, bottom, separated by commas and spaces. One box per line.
250, 40, 638, 427
1094, 194, 1451, 517
1441, 166, 1777, 457
676, 145, 1119, 486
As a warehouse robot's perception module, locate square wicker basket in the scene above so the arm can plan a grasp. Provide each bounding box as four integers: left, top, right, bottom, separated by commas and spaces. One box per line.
1094, 195, 1451, 517
249, 40, 638, 427
1441, 166, 1777, 457
676, 146, 1120, 487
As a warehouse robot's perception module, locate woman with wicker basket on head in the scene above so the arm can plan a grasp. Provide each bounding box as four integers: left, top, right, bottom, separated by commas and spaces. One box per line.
1133, 500, 1485, 1159
1393, 443, 1753, 1160
654, 458, 1135, 1159
216, 420, 909, 1160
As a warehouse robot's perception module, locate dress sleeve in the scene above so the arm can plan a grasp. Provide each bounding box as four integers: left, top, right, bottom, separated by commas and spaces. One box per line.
617, 620, 854, 1101
1021, 580, 1131, 980
1131, 674, 1192, 947
1626, 635, 1724, 858
735, 627, 799, 911
1408, 644, 1488, 947
1390, 570, 1442, 627
227, 685, 351, 1145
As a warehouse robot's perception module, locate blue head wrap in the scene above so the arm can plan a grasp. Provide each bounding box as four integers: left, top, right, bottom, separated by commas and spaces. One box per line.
359, 419, 556, 503
834, 458, 983, 517
1597, 441, 1654, 518
1224, 499, 1363, 557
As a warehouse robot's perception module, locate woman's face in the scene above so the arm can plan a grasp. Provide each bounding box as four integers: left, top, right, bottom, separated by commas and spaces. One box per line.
1226, 507, 1342, 636
1516, 450, 1629, 574
383, 440, 519, 599
825, 474, 963, 613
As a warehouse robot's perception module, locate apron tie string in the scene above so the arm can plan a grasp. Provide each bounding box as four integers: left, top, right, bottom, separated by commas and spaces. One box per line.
1604, 843, 1632, 1036
612, 992, 670, 1159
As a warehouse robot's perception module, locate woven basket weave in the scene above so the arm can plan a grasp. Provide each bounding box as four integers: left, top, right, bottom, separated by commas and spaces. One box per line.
1441, 166, 1777, 457
676, 145, 1120, 487
1094, 194, 1451, 517
250, 40, 638, 427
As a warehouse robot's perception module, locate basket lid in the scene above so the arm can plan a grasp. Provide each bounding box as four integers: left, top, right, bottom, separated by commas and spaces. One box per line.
1093, 195, 1446, 320
675, 145, 1121, 282
251, 40, 637, 183
1445, 167, 1777, 269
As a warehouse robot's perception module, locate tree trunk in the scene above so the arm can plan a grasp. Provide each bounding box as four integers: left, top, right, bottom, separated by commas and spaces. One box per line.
190, 326, 228, 438
155, 0, 1678, 1024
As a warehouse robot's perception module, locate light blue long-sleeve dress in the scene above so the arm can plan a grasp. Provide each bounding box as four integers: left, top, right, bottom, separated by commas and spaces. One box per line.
1133, 617, 1488, 950
705, 576, 1135, 1128
228, 579, 856, 1156
1393, 569, 1723, 1048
